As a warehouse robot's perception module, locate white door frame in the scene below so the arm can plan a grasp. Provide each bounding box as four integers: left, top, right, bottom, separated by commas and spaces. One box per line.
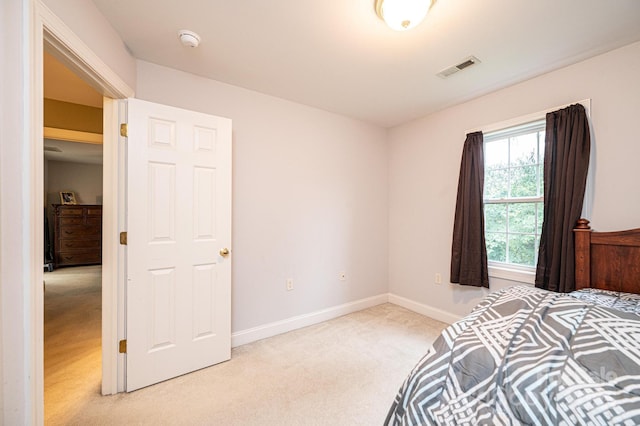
30, 1, 134, 420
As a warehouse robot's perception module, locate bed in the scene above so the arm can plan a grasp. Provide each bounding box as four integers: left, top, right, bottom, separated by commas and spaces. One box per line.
386, 219, 640, 425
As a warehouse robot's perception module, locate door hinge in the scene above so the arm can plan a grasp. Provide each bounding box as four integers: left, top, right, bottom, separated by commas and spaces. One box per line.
120, 123, 128, 137
120, 231, 127, 245
119, 339, 127, 354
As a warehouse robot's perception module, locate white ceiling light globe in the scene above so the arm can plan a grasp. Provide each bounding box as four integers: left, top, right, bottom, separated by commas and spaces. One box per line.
377, 0, 432, 31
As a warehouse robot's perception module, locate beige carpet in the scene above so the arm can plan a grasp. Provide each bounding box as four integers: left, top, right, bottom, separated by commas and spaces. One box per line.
44, 267, 447, 425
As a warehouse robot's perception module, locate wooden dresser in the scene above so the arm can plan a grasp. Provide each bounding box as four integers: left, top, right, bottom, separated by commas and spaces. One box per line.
53, 204, 102, 267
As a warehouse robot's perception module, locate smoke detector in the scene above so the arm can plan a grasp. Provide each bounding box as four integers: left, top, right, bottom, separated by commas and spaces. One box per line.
437, 56, 481, 78
178, 30, 201, 48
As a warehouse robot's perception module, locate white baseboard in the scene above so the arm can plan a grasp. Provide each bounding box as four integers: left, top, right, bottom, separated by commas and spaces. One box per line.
231, 294, 389, 347
388, 294, 462, 325
231, 293, 463, 348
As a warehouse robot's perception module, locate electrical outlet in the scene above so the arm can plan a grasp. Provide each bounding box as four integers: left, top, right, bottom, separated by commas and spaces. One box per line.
286, 278, 294, 291
339, 272, 347, 281
435, 273, 442, 284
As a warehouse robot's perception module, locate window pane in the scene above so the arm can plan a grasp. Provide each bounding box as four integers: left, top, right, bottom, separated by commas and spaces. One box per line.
484, 121, 545, 270
485, 139, 508, 170
485, 204, 507, 232
510, 134, 537, 166
508, 203, 536, 233
508, 234, 536, 266
485, 168, 508, 199
510, 165, 537, 197
538, 164, 544, 196
536, 202, 544, 234
537, 131, 545, 196
486, 232, 506, 263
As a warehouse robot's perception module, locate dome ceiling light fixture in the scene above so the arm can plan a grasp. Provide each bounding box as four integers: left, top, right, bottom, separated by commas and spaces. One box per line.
375, 0, 436, 31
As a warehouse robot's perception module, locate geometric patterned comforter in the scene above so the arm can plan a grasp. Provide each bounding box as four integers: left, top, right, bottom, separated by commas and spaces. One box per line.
385, 286, 640, 425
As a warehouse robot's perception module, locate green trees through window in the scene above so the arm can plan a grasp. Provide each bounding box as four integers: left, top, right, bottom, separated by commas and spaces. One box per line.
484, 121, 545, 268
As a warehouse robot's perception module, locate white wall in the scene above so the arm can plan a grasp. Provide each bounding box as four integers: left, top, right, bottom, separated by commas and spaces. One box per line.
388, 41, 640, 319
41, 0, 136, 91
46, 160, 103, 207
1, 1, 33, 423
135, 61, 389, 332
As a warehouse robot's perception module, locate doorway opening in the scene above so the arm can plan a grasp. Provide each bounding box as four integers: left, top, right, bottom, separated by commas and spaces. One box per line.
42, 49, 106, 422
31, 10, 134, 420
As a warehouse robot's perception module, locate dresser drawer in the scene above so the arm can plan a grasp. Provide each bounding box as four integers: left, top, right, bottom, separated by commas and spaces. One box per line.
59, 225, 101, 238
58, 206, 85, 216
59, 217, 101, 227
56, 251, 102, 266
59, 217, 85, 226
58, 238, 101, 250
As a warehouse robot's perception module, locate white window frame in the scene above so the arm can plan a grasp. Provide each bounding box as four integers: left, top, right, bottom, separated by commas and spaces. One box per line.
484, 119, 545, 276
468, 99, 593, 285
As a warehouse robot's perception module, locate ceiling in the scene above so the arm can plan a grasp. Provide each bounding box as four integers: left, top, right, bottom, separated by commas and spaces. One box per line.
44, 139, 103, 165
90, 0, 640, 127
44, 52, 104, 164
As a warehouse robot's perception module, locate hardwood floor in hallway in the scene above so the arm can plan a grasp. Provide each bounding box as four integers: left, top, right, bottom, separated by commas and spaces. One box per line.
44, 265, 102, 424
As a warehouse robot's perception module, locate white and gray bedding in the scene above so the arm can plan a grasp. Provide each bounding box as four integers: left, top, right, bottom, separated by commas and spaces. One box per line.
385, 286, 640, 425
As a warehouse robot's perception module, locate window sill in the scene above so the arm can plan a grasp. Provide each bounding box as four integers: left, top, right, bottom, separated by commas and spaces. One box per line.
488, 265, 535, 285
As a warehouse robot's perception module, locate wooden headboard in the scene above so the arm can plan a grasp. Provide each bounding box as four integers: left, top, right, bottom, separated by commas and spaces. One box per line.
574, 218, 640, 293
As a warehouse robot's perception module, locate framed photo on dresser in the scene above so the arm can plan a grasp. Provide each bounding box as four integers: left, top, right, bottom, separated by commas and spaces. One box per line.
59, 191, 77, 205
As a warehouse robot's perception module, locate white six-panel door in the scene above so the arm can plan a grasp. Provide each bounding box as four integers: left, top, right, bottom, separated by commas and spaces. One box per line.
125, 99, 232, 391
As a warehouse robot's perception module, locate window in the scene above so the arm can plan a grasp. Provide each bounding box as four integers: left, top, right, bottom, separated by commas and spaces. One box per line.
484, 120, 545, 270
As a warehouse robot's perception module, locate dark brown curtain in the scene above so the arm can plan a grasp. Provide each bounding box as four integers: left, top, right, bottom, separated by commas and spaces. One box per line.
451, 131, 489, 288
535, 104, 590, 292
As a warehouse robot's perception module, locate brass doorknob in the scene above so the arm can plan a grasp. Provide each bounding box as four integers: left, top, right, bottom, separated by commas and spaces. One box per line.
219, 248, 230, 257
